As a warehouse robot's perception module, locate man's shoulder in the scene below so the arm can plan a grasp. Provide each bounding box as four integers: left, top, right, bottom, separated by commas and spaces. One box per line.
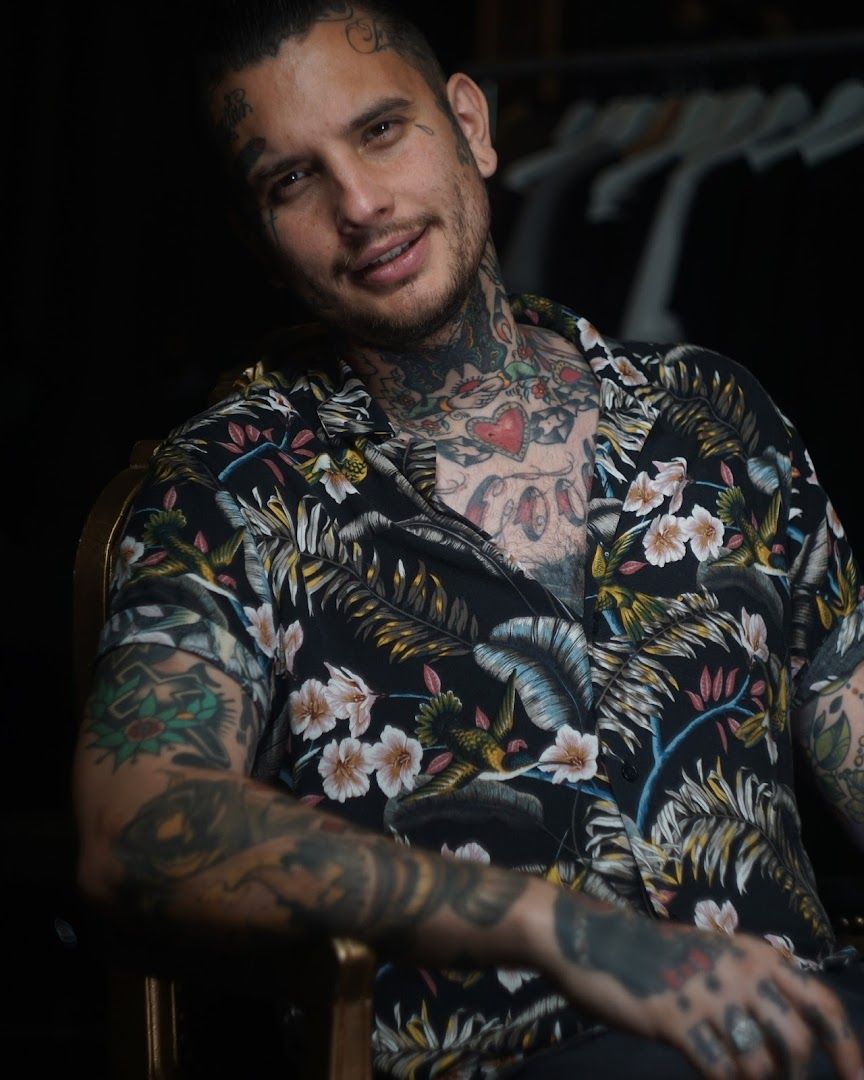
515, 295, 774, 407
597, 330, 783, 413
161, 324, 336, 448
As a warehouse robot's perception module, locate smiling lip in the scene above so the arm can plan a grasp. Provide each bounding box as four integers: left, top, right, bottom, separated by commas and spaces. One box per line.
350, 226, 429, 286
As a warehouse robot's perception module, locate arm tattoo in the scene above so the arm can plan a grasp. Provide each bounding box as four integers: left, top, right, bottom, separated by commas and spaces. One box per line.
84, 644, 258, 772
797, 678, 864, 825
553, 891, 736, 998
116, 774, 527, 945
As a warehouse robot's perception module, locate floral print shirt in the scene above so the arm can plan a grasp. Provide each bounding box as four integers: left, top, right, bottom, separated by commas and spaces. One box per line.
99, 296, 864, 1079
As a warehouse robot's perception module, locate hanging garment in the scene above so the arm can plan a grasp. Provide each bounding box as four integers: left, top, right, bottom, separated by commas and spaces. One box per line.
620, 84, 812, 341
584, 89, 730, 225
502, 141, 622, 296
501, 94, 658, 193
747, 77, 864, 173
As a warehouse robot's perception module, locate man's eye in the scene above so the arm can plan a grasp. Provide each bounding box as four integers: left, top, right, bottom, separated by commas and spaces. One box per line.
365, 119, 400, 143
277, 169, 305, 189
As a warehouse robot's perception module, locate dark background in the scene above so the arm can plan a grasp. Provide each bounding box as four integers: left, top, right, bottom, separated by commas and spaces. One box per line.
5, 1, 864, 1070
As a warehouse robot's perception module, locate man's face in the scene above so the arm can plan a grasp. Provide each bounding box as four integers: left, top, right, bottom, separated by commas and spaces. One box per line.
213, 18, 497, 349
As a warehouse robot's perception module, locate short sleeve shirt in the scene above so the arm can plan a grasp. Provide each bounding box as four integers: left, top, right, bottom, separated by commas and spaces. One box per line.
99, 295, 864, 1078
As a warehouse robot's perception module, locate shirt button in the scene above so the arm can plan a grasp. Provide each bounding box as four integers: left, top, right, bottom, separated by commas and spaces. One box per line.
621, 763, 639, 782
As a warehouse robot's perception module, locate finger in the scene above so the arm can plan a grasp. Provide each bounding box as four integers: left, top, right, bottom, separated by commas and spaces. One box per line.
680, 1017, 736, 1079
719, 1004, 775, 1079
750, 978, 813, 1076
774, 963, 864, 1079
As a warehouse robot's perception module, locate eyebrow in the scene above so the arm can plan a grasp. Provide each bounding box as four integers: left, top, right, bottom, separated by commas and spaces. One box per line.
247, 95, 414, 189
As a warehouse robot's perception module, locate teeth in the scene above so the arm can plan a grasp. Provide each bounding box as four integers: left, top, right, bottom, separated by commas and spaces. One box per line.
368, 240, 411, 267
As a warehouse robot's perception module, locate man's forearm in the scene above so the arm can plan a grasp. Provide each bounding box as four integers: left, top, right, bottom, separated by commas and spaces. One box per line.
79, 765, 550, 971
77, 758, 864, 1080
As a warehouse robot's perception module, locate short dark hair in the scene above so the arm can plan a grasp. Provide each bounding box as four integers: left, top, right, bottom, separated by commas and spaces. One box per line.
194, 0, 448, 104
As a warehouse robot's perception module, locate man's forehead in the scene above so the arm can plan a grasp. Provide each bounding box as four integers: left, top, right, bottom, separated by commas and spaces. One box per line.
213, 18, 428, 133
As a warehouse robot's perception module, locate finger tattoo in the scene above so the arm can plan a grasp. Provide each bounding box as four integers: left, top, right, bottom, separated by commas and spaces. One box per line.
687, 1019, 725, 1066
757, 978, 790, 1012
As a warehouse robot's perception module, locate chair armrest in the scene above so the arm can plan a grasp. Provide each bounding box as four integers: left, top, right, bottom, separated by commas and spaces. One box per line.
91, 916, 376, 1080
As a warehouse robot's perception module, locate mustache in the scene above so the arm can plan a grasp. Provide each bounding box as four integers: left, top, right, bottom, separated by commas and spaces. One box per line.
334, 215, 441, 276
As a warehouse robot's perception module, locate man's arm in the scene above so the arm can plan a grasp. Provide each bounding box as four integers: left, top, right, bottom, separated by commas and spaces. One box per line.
74, 643, 863, 1079
793, 658, 864, 853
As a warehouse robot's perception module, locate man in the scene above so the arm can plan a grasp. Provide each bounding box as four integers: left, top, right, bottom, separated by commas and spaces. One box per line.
73, 2, 864, 1076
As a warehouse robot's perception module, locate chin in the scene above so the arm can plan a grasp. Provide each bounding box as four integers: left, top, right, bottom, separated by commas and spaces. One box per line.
344, 266, 479, 350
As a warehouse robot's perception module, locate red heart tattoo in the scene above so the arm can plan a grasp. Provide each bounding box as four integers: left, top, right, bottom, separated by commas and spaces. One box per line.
466, 403, 529, 460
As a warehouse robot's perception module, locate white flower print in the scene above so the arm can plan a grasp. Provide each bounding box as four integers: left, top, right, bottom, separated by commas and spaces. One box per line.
243, 602, 278, 656
611, 355, 648, 387
738, 608, 769, 663
764, 934, 821, 972
694, 899, 739, 935
496, 966, 538, 994
277, 619, 304, 675
318, 736, 374, 802
683, 505, 725, 562
441, 841, 491, 863
369, 725, 423, 797
289, 677, 337, 741
623, 471, 665, 516
577, 317, 604, 354
652, 457, 689, 513
643, 514, 687, 566
315, 453, 358, 503
538, 726, 599, 784
114, 536, 144, 588
324, 663, 378, 737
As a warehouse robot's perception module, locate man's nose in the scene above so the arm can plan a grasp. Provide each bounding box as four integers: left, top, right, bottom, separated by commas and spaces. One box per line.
331, 160, 394, 232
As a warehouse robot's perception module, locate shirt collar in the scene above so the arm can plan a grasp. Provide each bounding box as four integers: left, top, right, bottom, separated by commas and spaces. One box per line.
316, 360, 396, 443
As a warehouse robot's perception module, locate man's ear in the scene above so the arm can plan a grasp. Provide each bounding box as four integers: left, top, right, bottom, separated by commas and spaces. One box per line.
445, 72, 498, 179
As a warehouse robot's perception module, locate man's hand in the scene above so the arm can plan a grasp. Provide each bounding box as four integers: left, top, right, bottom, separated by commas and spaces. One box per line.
532, 881, 863, 1079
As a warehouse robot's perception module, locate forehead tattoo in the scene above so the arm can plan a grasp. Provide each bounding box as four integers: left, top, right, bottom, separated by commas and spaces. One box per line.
217, 88, 253, 146
310, 3, 393, 57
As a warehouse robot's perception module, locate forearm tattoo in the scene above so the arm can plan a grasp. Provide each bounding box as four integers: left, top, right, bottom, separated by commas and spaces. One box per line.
115, 773, 527, 948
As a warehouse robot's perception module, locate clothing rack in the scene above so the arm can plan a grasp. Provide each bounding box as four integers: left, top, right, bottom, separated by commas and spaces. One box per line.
466, 28, 864, 132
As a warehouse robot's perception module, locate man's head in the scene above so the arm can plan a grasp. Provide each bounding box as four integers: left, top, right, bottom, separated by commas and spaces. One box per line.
197, 1, 498, 349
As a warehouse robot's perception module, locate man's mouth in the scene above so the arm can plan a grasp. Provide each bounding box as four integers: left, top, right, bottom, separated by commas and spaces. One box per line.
351, 226, 428, 281
365, 238, 413, 268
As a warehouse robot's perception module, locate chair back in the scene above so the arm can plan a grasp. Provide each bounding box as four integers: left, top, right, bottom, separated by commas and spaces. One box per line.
72, 439, 161, 719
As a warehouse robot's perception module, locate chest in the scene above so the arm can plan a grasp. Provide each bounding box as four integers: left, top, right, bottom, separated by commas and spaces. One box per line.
429, 400, 600, 609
